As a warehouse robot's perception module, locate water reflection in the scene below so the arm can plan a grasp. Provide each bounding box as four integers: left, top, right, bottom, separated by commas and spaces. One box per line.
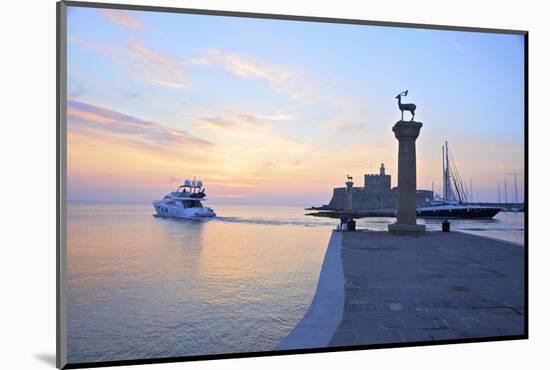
67, 203, 328, 363
67, 203, 524, 363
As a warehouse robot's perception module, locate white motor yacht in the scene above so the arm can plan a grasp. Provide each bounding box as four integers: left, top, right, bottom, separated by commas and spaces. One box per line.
153, 178, 216, 219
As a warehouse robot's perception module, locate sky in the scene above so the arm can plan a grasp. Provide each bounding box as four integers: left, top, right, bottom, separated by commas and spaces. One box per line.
66, 6, 525, 205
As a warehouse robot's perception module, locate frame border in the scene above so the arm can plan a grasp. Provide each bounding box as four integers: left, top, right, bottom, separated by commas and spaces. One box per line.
60, 0, 527, 35
56, 1, 529, 369
57, 1, 68, 368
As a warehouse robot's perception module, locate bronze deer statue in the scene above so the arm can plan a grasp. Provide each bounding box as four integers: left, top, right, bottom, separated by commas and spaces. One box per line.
395, 90, 416, 121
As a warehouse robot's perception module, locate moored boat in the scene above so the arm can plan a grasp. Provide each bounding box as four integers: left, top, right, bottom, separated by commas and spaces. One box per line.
417, 142, 501, 219
417, 200, 500, 219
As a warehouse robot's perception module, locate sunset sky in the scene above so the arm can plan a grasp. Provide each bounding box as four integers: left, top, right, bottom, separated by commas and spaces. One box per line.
66, 6, 525, 205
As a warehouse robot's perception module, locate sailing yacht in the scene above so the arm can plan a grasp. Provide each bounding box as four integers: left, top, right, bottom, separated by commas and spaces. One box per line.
416, 142, 501, 219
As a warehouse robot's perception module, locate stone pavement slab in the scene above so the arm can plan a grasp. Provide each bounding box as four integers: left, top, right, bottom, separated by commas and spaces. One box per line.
328, 231, 525, 346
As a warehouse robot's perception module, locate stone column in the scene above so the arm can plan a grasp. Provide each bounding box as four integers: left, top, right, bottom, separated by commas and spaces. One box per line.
345, 179, 354, 210
388, 120, 426, 233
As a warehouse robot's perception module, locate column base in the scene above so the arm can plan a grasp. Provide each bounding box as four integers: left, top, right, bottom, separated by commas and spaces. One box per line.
388, 223, 426, 234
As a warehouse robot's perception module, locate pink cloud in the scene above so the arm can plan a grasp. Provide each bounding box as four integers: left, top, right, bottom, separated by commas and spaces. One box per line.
101, 9, 146, 32
67, 100, 211, 148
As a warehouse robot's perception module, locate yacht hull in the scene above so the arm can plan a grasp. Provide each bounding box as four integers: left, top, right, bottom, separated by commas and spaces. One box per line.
153, 202, 216, 219
417, 207, 500, 219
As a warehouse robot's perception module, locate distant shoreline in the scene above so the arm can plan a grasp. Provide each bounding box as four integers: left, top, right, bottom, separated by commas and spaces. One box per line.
66, 200, 318, 208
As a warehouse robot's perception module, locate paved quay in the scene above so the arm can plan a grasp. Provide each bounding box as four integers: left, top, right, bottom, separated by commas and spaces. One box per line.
328, 230, 525, 346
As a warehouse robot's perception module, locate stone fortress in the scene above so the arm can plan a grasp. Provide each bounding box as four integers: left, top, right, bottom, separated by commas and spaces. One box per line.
326, 163, 433, 210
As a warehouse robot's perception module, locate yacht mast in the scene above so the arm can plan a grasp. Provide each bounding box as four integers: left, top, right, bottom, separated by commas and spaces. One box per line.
504, 178, 508, 203
445, 141, 451, 201
514, 172, 518, 203
441, 145, 447, 201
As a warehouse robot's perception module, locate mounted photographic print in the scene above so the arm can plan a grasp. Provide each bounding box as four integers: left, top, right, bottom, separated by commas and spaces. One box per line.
56, 1, 528, 368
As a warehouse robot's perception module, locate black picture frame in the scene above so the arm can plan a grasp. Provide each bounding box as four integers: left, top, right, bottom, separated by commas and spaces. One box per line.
56, 1, 528, 368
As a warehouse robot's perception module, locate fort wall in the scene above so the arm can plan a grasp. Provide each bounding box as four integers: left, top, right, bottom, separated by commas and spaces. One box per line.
327, 187, 432, 210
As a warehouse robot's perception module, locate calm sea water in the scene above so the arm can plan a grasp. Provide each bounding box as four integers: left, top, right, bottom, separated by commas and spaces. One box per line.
67, 202, 524, 363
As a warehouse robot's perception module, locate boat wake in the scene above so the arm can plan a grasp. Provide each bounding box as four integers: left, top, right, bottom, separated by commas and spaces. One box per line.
213, 216, 335, 228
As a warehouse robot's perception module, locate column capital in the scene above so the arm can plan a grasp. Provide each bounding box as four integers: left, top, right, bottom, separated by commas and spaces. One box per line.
392, 120, 423, 140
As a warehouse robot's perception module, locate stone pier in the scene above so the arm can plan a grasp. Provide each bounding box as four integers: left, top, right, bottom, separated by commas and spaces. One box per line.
277, 231, 525, 350
388, 120, 425, 233
328, 231, 525, 346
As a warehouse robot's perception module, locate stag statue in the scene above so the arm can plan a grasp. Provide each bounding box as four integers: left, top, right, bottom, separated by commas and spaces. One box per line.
346, 174, 353, 182
395, 90, 416, 121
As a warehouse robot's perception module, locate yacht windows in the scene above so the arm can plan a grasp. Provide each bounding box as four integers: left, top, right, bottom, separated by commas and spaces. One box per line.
179, 200, 202, 208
